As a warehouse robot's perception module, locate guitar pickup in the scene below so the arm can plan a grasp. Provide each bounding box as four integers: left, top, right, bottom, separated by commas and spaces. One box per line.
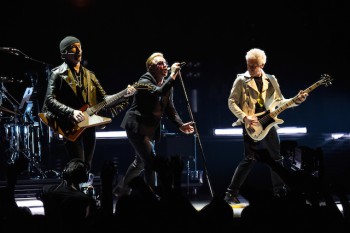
247, 126, 255, 134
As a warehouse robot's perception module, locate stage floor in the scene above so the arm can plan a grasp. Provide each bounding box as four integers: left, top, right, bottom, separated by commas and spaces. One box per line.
16, 195, 248, 218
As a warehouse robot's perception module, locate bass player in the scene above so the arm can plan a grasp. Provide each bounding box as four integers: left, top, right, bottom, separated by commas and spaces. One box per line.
224, 48, 308, 204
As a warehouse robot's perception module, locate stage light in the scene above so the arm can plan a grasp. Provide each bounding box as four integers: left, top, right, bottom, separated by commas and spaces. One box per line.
96, 131, 127, 139
58, 131, 128, 140
277, 127, 307, 134
213, 127, 307, 136
331, 133, 350, 140
214, 128, 242, 136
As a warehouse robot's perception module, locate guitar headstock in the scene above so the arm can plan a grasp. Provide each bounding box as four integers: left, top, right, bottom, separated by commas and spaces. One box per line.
132, 82, 154, 90
320, 74, 333, 87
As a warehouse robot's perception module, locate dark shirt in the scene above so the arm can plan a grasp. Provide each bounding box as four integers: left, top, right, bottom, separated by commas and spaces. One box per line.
254, 76, 266, 114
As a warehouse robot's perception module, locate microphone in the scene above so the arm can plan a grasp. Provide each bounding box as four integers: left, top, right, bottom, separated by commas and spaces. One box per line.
0, 47, 18, 52
62, 51, 77, 55
167, 62, 186, 70
62, 51, 82, 57
0, 47, 20, 56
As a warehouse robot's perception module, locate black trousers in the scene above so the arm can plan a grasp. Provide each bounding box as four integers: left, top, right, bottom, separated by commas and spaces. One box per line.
116, 130, 157, 194
227, 126, 285, 195
64, 127, 96, 171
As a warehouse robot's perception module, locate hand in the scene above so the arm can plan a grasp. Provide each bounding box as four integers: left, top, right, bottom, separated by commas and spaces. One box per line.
179, 121, 194, 134
295, 90, 308, 104
244, 115, 258, 127
73, 110, 85, 122
124, 85, 136, 97
170, 62, 181, 79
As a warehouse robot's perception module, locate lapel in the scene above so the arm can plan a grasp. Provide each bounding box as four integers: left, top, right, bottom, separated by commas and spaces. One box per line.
243, 71, 258, 93
63, 68, 78, 95
59, 64, 88, 103
244, 71, 270, 100
246, 78, 258, 93
56, 63, 78, 95
261, 74, 270, 100
148, 72, 158, 85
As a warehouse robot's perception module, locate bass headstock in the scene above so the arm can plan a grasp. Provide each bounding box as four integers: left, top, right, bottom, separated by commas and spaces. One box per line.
320, 74, 333, 87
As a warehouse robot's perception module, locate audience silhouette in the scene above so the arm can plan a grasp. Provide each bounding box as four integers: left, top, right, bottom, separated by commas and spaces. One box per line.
1, 149, 349, 233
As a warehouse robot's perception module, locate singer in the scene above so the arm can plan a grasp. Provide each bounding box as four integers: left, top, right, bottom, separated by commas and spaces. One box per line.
113, 52, 194, 197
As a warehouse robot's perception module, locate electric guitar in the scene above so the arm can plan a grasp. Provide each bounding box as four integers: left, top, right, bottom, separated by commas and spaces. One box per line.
244, 74, 333, 141
38, 82, 152, 142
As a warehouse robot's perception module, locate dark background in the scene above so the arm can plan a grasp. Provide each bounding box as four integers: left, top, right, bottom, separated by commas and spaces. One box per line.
1, 0, 350, 193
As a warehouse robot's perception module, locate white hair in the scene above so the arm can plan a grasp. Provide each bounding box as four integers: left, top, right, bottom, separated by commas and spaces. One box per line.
245, 48, 267, 65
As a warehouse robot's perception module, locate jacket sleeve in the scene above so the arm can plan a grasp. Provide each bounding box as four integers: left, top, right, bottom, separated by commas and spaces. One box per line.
138, 75, 175, 95
228, 75, 247, 124
44, 70, 74, 120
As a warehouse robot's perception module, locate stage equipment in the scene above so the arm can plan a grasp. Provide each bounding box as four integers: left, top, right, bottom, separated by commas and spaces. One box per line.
0, 47, 54, 179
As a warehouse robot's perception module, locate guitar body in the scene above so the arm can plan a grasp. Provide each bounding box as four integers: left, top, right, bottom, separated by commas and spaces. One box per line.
245, 110, 284, 142
38, 105, 112, 142
38, 82, 152, 142
38, 112, 70, 139
77, 104, 112, 128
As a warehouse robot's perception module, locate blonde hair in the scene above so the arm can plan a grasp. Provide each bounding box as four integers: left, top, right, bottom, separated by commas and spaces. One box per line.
146, 52, 164, 71
245, 48, 267, 66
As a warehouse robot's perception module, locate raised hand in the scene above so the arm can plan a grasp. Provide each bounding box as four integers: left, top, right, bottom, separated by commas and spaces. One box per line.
179, 121, 194, 134
124, 84, 136, 97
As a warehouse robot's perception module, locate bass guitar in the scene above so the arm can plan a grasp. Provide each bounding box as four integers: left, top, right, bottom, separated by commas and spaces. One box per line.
38, 82, 152, 142
244, 74, 333, 141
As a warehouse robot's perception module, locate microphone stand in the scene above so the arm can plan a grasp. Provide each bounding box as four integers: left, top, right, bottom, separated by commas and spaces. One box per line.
177, 69, 214, 198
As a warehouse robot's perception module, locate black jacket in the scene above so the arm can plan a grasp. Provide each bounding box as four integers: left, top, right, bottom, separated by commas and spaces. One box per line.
42, 62, 128, 131
121, 72, 184, 141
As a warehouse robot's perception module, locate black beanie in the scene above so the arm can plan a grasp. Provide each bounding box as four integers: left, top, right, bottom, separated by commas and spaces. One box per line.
59, 36, 80, 53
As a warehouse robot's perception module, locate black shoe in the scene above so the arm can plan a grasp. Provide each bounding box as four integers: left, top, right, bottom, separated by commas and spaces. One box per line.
274, 188, 288, 199
224, 192, 240, 204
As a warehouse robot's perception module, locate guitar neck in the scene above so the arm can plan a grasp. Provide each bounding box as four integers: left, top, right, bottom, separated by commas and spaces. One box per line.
88, 88, 127, 114
270, 80, 323, 118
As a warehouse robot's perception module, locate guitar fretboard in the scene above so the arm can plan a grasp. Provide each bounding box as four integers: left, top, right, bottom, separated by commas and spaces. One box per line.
270, 79, 325, 118
89, 89, 127, 115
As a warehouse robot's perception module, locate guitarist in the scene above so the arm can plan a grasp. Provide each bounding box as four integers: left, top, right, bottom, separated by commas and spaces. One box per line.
41, 36, 136, 172
224, 48, 308, 204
